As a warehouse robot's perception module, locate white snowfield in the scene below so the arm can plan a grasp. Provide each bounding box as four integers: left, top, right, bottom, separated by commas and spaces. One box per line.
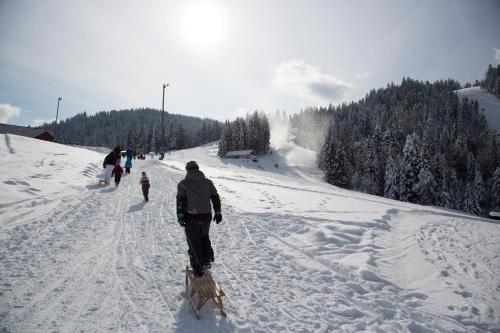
1, 133, 499, 333
455, 87, 500, 132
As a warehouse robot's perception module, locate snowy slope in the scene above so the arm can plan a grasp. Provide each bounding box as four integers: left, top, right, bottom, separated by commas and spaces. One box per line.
1, 134, 499, 332
455, 87, 500, 132
0, 134, 104, 205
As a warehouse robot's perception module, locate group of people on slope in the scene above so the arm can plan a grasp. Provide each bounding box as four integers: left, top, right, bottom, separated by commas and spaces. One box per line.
103, 147, 150, 201
176, 161, 223, 278
104, 148, 221, 278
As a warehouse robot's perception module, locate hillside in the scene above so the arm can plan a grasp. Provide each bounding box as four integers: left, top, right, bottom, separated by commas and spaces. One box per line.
42, 108, 222, 151
1, 134, 499, 332
292, 78, 499, 217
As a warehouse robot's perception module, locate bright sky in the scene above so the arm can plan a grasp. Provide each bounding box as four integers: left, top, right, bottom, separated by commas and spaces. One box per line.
1, 0, 499, 125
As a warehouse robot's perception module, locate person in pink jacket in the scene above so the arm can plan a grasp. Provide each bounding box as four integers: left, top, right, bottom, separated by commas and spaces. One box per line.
111, 162, 124, 187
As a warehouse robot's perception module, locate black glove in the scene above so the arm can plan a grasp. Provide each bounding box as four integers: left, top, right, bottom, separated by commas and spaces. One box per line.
213, 212, 222, 224
177, 213, 186, 227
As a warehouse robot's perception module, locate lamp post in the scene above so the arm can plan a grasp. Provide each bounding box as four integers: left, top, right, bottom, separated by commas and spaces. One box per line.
160, 83, 169, 160
54, 97, 62, 142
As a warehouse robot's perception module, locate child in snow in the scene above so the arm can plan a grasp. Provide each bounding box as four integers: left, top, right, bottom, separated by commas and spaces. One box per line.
112, 162, 124, 186
125, 158, 132, 174
139, 172, 150, 201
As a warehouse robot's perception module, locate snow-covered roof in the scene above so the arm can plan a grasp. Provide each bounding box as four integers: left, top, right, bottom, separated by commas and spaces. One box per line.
0, 123, 54, 139
490, 211, 500, 218
225, 150, 255, 157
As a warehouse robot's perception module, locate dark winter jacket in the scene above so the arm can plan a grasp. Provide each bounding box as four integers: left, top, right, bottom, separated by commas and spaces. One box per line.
103, 151, 118, 168
125, 159, 132, 168
176, 170, 221, 215
140, 175, 150, 190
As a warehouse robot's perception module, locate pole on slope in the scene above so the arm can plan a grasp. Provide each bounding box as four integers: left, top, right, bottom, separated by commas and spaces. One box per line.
54, 97, 62, 142
160, 83, 169, 160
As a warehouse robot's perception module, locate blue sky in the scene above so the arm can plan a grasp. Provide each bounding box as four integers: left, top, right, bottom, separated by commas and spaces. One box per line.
0, 0, 499, 125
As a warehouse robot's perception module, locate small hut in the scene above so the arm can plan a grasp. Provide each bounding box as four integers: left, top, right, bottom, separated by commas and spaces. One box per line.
224, 149, 257, 160
0, 123, 54, 142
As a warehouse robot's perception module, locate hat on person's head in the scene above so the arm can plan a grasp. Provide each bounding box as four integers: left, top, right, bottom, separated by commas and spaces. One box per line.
185, 161, 199, 171
113, 146, 121, 153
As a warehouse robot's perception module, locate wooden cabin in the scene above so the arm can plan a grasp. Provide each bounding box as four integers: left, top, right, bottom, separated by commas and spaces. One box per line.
0, 123, 55, 142
224, 149, 257, 160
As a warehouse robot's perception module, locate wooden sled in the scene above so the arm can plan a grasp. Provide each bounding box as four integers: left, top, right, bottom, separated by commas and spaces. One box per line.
185, 266, 226, 319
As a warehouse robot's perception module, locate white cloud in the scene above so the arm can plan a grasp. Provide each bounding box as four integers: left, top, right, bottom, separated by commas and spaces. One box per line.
495, 48, 500, 62
0, 103, 22, 123
272, 59, 351, 104
31, 118, 53, 127
355, 72, 371, 79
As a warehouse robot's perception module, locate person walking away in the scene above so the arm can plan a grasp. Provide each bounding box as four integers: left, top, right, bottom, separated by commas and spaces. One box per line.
176, 161, 222, 277
139, 172, 150, 202
112, 161, 124, 187
103, 146, 121, 185
125, 158, 132, 174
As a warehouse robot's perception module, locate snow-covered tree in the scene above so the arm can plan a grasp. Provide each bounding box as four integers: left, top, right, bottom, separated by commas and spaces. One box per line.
400, 133, 421, 203
384, 154, 399, 199
217, 112, 270, 157
414, 166, 436, 205
218, 121, 232, 157
492, 167, 500, 210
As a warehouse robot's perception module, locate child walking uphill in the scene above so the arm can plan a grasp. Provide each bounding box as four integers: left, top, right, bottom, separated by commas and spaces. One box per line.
112, 162, 124, 187
125, 159, 132, 174
140, 172, 150, 202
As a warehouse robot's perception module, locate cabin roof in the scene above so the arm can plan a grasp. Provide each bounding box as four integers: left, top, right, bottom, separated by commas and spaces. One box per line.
225, 150, 255, 156
0, 123, 54, 138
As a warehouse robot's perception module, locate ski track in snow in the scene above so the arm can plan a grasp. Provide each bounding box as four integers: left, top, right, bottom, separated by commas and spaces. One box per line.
1, 137, 499, 332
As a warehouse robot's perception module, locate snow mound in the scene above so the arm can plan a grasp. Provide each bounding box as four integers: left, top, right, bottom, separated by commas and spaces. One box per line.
455, 87, 500, 132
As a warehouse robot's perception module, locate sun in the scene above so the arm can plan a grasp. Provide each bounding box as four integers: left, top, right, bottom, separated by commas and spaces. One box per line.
179, 2, 229, 50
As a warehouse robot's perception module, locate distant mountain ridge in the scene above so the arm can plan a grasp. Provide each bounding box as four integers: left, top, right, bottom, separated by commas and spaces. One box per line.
42, 108, 222, 152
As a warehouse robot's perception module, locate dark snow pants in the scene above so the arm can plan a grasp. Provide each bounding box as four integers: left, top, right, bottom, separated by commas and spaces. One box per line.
142, 184, 149, 201
185, 213, 214, 275
114, 173, 121, 185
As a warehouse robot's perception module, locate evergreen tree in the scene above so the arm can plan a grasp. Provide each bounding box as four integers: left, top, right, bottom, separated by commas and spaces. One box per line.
137, 127, 145, 153
167, 121, 175, 152
321, 135, 350, 189
126, 129, 134, 149
492, 167, 500, 210
448, 169, 462, 210
218, 121, 232, 157
260, 114, 271, 154
414, 166, 436, 205
463, 182, 480, 215
247, 112, 261, 154
400, 133, 421, 203
384, 154, 399, 199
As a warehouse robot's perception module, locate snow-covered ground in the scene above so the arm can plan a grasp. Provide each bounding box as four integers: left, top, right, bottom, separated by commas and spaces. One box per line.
455, 86, 500, 132
1, 133, 499, 332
